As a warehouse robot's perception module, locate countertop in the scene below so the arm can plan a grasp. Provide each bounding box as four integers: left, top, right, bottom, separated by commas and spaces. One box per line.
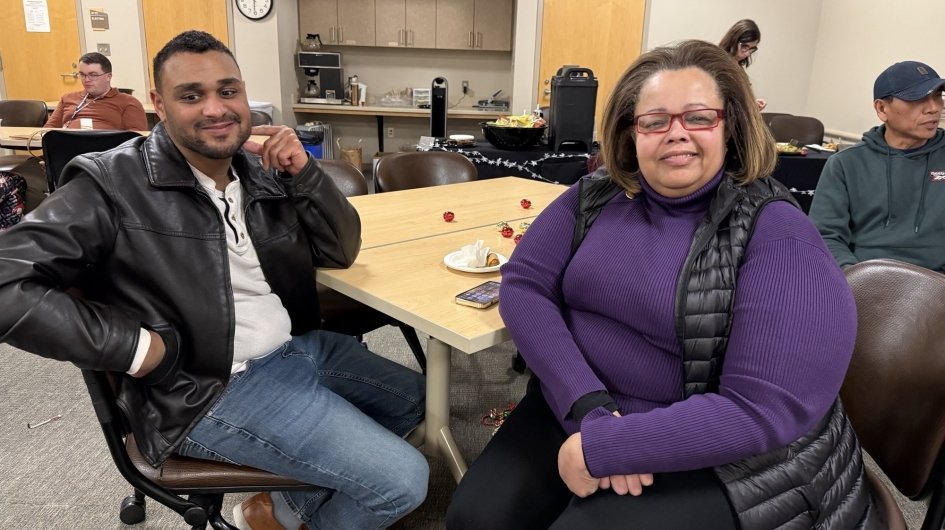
292, 103, 503, 120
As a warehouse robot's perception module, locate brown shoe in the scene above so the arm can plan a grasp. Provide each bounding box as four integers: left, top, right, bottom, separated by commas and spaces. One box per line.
232, 492, 285, 530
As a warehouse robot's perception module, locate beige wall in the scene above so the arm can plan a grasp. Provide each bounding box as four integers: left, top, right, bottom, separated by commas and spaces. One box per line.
77, 0, 149, 104
28, 1, 945, 142
338, 47, 512, 110
646, 0, 945, 138
510, 0, 540, 114
807, 0, 945, 137
644, 0, 823, 116
232, 0, 299, 125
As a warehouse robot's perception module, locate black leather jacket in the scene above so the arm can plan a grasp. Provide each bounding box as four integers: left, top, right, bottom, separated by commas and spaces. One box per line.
0, 124, 361, 466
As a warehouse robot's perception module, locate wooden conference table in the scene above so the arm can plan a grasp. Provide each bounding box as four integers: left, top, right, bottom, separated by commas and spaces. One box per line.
0, 126, 270, 150
316, 177, 567, 481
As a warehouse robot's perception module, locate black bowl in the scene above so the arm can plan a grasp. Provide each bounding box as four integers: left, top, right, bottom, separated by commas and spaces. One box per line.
480, 122, 546, 150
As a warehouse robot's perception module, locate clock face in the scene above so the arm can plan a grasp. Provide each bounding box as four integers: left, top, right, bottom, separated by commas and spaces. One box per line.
235, 0, 272, 20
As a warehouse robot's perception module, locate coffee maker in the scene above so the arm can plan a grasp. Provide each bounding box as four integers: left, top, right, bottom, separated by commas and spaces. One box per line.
297, 51, 345, 104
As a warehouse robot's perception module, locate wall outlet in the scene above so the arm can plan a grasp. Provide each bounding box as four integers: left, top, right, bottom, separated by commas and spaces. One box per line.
387, 127, 395, 138
462, 80, 469, 94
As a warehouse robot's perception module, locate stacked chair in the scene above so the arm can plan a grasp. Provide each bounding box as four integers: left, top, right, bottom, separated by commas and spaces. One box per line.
373, 151, 477, 193
317, 158, 429, 372
0, 99, 48, 173
767, 115, 825, 146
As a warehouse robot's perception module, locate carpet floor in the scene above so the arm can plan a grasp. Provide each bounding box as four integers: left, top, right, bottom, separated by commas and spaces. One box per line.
0, 327, 926, 529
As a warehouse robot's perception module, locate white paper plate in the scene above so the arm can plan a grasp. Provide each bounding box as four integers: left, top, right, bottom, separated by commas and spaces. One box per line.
443, 250, 507, 273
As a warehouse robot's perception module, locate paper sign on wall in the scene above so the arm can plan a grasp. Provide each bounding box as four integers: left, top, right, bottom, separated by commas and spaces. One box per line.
23, 0, 50, 33
90, 9, 109, 31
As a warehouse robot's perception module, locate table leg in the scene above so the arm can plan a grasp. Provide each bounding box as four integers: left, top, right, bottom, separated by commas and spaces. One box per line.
376, 115, 384, 152
425, 336, 468, 482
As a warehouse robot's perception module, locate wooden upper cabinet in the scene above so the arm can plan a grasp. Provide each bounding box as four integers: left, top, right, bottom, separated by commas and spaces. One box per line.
299, 0, 374, 46
301, 0, 509, 51
377, 0, 436, 48
436, 0, 512, 51
299, 0, 338, 45
474, 0, 512, 51
376, 0, 405, 46
338, 0, 376, 46
405, 0, 436, 48
435, 0, 475, 50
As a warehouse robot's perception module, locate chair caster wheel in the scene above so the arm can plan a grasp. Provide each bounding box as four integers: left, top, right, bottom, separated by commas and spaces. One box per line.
512, 352, 527, 374
119, 495, 146, 524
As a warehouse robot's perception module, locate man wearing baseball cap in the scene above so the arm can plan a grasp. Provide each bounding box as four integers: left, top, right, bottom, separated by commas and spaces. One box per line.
810, 60, 945, 273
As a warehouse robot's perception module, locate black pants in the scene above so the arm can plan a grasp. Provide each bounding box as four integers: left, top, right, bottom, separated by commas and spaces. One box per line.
446, 377, 739, 530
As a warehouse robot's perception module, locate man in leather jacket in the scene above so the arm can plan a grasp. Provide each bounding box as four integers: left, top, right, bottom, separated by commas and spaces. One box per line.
0, 31, 428, 530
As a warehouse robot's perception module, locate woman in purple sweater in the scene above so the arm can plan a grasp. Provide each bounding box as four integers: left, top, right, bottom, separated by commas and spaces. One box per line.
447, 41, 877, 529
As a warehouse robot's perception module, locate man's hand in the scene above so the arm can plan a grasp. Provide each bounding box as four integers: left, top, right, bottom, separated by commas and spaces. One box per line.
243, 125, 308, 177
132, 330, 166, 379
558, 432, 600, 497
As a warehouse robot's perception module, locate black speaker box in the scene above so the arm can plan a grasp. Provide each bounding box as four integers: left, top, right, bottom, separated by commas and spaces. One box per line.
431, 77, 448, 137
549, 67, 597, 152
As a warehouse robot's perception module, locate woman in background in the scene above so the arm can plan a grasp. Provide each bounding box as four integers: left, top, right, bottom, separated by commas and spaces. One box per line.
719, 18, 767, 109
446, 40, 879, 530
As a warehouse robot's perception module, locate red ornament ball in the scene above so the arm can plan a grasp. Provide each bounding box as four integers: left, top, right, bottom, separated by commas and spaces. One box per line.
513, 233, 523, 244
520, 198, 532, 209
501, 226, 514, 238
443, 211, 455, 222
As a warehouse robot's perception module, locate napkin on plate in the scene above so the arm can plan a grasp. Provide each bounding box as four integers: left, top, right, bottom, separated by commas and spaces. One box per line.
457, 240, 490, 268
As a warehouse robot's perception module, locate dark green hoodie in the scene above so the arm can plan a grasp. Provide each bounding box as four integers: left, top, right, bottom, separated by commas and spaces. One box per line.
810, 125, 945, 272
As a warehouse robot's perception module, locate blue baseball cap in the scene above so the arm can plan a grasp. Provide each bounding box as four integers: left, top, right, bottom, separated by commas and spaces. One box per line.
874, 61, 945, 101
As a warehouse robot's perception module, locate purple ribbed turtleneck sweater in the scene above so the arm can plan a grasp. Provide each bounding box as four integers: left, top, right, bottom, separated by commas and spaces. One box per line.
498, 171, 856, 477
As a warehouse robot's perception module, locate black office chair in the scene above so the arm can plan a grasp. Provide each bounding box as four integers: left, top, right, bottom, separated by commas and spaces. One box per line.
0, 99, 49, 172
317, 159, 427, 372
41, 129, 141, 193
759, 111, 792, 128
374, 151, 477, 193
83, 369, 313, 529
46, 132, 316, 528
842, 259, 945, 530
767, 115, 825, 146
249, 110, 273, 126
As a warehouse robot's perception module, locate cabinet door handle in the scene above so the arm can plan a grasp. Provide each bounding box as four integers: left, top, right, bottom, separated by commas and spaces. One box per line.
339, 27, 344, 43
398, 29, 404, 46
477, 32, 483, 48
408, 29, 414, 46
468, 31, 474, 48
544, 88, 551, 95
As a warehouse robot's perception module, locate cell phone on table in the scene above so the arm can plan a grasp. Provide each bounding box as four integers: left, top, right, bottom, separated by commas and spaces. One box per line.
455, 281, 501, 309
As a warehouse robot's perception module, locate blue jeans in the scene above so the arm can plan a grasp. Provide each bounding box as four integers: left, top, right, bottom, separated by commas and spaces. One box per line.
177, 331, 428, 529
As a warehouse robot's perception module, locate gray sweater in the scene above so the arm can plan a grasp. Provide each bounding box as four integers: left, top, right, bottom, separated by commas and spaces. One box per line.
810, 125, 945, 272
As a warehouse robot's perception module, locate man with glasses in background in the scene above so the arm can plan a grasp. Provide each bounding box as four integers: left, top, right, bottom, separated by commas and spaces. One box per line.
44, 52, 148, 131
810, 60, 945, 274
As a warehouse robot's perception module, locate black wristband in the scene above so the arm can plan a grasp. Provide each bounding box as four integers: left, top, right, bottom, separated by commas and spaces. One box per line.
569, 390, 619, 422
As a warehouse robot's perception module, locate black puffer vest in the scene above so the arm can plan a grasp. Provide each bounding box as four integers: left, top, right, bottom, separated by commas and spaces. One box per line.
574, 171, 881, 529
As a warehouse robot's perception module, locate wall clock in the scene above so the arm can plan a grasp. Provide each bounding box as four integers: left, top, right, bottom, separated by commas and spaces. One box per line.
235, 0, 272, 20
